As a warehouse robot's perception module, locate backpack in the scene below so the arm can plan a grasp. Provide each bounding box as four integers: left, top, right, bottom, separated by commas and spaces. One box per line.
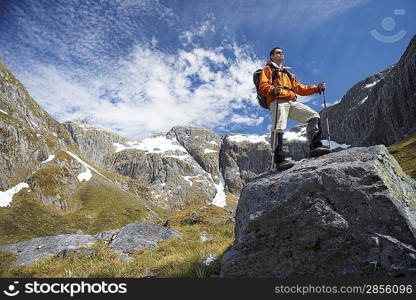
253, 66, 293, 109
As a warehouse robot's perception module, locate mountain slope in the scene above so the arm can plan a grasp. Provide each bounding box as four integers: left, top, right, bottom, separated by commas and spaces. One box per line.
0, 60, 162, 245
321, 34, 416, 147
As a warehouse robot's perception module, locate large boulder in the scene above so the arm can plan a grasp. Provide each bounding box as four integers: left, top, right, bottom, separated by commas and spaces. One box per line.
221, 145, 416, 278
0, 234, 98, 266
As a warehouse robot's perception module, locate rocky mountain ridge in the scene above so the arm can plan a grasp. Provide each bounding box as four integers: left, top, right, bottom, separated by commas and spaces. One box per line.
63, 119, 318, 210
321, 34, 416, 147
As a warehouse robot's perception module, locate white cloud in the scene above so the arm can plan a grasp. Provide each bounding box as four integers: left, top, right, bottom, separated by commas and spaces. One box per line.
179, 13, 216, 46
21, 44, 263, 139
231, 114, 264, 126
297, 95, 316, 103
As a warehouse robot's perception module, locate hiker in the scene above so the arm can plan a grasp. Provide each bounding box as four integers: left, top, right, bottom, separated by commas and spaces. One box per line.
259, 47, 331, 170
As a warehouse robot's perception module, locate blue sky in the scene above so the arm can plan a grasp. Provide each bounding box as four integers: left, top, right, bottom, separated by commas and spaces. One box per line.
0, 0, 415, 139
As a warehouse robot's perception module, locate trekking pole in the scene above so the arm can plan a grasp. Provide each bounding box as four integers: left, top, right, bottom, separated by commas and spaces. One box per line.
322, 89, 331, 149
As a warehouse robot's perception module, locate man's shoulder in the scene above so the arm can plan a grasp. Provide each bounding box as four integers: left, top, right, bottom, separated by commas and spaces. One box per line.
283, 68, 295, 78
261, 64, 272, 74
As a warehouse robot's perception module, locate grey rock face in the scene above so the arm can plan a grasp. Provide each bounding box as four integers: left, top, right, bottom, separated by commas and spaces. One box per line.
167, 126, 222, 183
61, 124, 223, 209
322, 34, 416, 146
26, 151, 87, 210
0, 60, 75, 190
64, 119, 129, 169
220, 134, 271, 194
0, 222, 181, 266
0, 118, 49, 190
221, 145, 416, 278
105, 133, 218, 210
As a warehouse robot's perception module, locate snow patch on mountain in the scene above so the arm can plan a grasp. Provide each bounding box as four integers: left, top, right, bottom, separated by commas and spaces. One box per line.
41, 155, 55, 164
211, 172, 226, 208
364, 80, 381, 88
0, 183, 29, 207
284, 128, 307, 142
65, 151, 105, 181
226, 134, 268, 144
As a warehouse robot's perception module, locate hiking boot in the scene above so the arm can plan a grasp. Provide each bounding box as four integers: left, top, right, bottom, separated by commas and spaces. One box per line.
274, 154, 295, 170
276, 159, 295, 170
307, 117, 332, 157
310, 146, 331, 158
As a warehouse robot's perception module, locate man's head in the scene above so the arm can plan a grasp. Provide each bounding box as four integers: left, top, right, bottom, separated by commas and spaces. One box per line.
269, 47, 285, 64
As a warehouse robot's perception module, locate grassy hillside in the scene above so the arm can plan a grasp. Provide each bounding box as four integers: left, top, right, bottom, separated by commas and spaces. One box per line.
1, 204, 234, 278
388, 133, 416, 178
0, 156, 165, 247
0, 180, 157, 245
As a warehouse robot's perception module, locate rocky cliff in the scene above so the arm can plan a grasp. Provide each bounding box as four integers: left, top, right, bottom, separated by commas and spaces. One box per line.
322, 34, 416, 147
103, 132, 219, 210
0, 60, 76, 191
221, 145, 416, 278
64, 119, 129, 169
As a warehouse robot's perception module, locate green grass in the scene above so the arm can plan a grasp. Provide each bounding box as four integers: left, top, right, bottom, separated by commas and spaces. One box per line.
2, 204, 235, 278
0, 177, 157, 246
388, 133, 416, 178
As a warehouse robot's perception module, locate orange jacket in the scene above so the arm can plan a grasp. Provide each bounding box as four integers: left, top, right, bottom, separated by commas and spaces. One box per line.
259, 62, 319, 108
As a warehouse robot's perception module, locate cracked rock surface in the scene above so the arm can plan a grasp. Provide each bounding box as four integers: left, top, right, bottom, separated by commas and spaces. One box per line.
221, 145, 416, 278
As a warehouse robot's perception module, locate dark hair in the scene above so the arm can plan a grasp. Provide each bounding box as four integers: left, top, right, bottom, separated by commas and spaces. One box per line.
269, 47, 282, 59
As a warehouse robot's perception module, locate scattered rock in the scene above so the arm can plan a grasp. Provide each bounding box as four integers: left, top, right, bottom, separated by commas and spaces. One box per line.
107, 222, 182, 260
0, 222, 181, 266
0, 234, 97, 266
190, 211, 200, 225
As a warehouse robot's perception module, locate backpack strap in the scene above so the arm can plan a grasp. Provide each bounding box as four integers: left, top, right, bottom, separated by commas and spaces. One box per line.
269, 65, 295, 92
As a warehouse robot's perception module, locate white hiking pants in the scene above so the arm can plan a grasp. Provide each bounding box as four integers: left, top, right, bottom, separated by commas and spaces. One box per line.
270, 99, 320, 148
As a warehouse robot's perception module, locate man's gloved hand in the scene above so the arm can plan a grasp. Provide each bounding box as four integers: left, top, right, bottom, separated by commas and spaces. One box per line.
317, 82, 326, 94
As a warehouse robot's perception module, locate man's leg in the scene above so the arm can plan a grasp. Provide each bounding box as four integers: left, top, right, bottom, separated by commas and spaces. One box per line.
306, 117, 323, 148
288, 102, 331, 157
269, 100, 294, 170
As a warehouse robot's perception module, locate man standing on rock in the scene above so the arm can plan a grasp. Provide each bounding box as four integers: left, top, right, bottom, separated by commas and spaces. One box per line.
260, 47, 331, 170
